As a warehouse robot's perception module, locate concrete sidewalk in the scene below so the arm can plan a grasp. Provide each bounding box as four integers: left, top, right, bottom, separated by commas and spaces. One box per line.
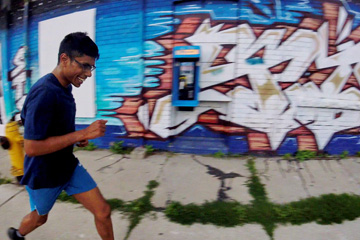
1, 148, 360, 240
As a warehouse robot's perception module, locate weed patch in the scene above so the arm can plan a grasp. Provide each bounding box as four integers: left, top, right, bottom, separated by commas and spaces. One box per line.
295, 150, 316, 162
213, 151, 226, 158
73, 142, 97, 152
0, 177, 12, 185
144, 145, 155, 155
339, 151, 349, 159
110, 141, 134, 154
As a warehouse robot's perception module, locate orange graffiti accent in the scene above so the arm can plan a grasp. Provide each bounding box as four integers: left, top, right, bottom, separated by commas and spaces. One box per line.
213, 76, 252, 94
114, 97, 143, 115
308, 62, 318, 71
115, 115, 145, 137
289, 126, 313, 135
298, 18, 323, 31
309, 72, 331, 86
219, 23, 237, 31
226, 125, 250, 134
341, 73, 360, 92
248, 133, 271, 151
174, 17, 202, 40
213, 85, 231, 94
143, 90, 170, 99
276, 26, 297, 43
252, 26, 265, 38
198, 110, 221, 124
156, 39, 173, 51
297, 135, 318, 151
249, 46, 265, 59
269, 60, 292, 74
112, 97, 145, 138
348, 26, 360, 44
204, 124, 226, 133
144, 132, 160, 139
211, 44, 236, 67
341, 126, 360, 134
279, 82, 295, 90
289, 126, 318, 151
323, 3, 341, 56
308, 67, 337, 87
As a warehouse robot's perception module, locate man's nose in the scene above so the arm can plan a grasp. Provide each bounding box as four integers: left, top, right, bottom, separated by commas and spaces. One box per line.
85, 69, 92, 77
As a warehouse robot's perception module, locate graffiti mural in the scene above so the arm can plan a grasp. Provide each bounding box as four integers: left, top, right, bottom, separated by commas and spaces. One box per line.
112, 1, 360, 154
8, 46, 29, 118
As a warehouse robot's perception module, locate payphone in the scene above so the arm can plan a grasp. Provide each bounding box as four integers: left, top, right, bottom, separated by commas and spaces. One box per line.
172, 46, 200, 108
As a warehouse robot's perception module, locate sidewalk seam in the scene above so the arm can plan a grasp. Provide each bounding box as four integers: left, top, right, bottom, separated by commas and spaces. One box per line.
0, 186, 25, 208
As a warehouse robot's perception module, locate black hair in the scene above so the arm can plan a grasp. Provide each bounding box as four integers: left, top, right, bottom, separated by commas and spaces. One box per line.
57, 32, 99, 64
0, 137, 10, 150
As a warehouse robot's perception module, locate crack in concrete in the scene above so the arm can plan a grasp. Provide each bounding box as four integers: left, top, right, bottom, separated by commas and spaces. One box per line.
318, 160, 328, 173
0, 187, 25, 208
302, 161, 315, 184
94, 153, 117, 161
97, 156, 126, 172
258, 159, 270, 181
325, 160, 335, 173
192, 156, 244, 201
286, 160, 296, 173
276, 159, 287, 178
295, 161, 311, 197
155, 154, 172, 205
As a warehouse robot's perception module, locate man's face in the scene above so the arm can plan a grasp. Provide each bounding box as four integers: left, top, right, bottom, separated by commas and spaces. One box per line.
63, 54, 96, 88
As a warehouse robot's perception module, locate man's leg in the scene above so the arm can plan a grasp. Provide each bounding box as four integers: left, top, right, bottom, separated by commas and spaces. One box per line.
18, 210, 48, 236
73, 187, 114, 240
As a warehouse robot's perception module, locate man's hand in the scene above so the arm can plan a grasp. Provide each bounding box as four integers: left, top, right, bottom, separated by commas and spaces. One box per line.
76, 139, 89, 147
82, 120, 108, 140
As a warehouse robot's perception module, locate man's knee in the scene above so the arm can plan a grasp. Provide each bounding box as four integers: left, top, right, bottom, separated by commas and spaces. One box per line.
94, 202, 111, 221
36, 215, 48, 226
25, 211, 48, 227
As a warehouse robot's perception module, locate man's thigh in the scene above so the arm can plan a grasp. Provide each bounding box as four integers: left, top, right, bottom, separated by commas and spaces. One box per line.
72, 187, 109, 214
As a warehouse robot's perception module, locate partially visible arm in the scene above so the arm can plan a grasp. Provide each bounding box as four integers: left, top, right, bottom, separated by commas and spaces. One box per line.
24, 120, 107, 157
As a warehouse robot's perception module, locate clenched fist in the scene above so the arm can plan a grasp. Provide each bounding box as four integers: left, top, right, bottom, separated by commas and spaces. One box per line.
82, 120, 108, 140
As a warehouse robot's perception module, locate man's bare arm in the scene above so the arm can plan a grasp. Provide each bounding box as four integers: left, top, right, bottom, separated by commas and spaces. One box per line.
24, 120, 107, 157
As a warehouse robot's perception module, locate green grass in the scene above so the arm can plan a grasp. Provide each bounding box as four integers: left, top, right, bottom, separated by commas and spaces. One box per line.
213, 151, 226, 158
295, 150, 317, 162
282, 153, 292, 160
110, 141, 134, 154
340, 150, 349, 159
144, 145, 155, 155
0, 177, 12, 185
73, 142, 98, 152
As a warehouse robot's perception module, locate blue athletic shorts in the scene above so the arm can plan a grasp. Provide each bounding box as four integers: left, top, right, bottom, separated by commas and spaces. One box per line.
26, 163, 97, 215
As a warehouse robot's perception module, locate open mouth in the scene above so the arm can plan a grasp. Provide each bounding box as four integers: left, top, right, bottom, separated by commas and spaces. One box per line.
77, 77, 86, 83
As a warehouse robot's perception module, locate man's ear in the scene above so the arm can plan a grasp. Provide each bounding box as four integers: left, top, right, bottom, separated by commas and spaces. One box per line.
59, 53, 70, 65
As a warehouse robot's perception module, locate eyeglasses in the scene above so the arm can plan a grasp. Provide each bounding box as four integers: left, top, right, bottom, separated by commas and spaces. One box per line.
73, 59, 96, 72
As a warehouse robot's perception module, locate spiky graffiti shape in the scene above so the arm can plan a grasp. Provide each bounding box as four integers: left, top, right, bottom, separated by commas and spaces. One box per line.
9, 47, 28, 114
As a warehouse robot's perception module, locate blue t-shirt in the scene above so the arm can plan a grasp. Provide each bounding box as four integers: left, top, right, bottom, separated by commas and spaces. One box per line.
20, 73, 79, 189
